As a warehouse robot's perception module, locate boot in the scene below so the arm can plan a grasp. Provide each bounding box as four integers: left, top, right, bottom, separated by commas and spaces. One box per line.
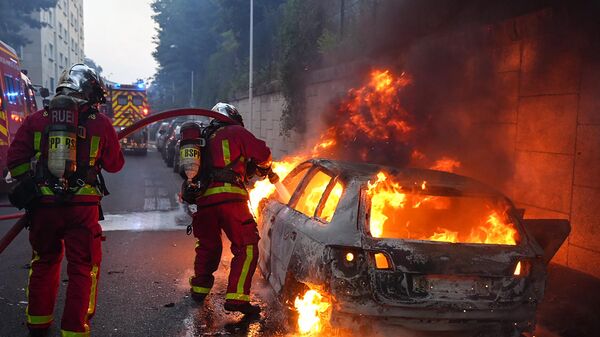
28, 327, 49, 337
190, 290, 207, 303
224, 301, 261, 315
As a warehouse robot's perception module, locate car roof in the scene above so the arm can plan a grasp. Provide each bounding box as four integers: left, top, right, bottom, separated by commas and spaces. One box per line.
308, 158, 504, 198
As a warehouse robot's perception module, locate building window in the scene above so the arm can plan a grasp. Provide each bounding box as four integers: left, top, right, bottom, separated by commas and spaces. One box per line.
50, 77, 55, 92
48, 43, 54, 61
59, 52, 63, 67
58, 23, 63, 38
48, 10, 53, 25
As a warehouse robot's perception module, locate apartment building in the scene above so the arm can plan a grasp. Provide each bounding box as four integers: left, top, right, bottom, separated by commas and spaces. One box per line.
19, 0, 84, 94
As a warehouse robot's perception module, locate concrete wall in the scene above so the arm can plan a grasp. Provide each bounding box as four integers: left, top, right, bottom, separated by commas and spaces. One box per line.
232, 9, 600, 279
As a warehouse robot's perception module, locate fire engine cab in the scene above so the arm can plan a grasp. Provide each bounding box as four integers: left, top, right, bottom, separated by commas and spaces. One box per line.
105, 81, 150, 155
0, 39, 40, 182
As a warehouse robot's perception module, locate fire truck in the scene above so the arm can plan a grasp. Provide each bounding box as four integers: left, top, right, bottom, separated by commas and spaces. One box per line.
105, 81, 149, 155
0, 39, 40, 181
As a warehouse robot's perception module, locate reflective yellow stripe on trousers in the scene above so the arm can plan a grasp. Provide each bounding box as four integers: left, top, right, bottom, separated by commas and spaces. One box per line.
225, 245, 254, 302
26, 251, 54, 325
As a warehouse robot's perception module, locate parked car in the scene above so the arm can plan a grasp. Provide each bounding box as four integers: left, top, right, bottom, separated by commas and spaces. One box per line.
164, 124, 181, 167
160, 118, 185, 161
257, 158, 570, 337
154, 121, 169, 143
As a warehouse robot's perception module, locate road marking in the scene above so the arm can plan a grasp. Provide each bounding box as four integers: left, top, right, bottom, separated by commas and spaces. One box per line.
158, 187, 168, 197
157, 198, 172, 210
144, 198, 156, 211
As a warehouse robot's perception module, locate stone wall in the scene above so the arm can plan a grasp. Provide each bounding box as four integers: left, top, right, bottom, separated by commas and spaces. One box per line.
232, 9, 600, 279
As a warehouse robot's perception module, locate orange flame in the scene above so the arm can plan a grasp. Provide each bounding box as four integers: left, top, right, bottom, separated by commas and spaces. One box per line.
367, 171, 519, 245
248, 156, 305, 216
294, 289, 331, 335
431, 157, 461, 173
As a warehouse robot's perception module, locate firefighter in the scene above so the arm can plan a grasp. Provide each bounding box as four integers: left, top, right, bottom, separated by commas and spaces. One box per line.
7, 64, 124, 337
183, 102, 276, 315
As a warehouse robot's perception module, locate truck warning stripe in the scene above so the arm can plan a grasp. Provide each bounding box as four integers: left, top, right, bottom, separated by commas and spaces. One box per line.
0, 123, 8, 137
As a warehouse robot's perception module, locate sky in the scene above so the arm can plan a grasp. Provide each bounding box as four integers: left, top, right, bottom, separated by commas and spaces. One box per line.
83, 0, 158, 84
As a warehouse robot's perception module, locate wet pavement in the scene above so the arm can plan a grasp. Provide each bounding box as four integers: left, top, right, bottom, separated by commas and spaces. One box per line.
1, 147, 599, 336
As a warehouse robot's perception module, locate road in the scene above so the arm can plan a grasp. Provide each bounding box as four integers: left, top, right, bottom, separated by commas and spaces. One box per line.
1, 148, 599, 337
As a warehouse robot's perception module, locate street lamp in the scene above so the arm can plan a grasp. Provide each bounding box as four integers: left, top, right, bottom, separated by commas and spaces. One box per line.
249, 0, 254, 131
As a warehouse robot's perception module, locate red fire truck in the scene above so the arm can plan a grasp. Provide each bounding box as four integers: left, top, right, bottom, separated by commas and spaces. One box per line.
0, 40, 40, 180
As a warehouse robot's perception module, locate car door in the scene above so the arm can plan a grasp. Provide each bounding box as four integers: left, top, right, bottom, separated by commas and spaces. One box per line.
260, 164, 311, 288
269, 167, 340, 293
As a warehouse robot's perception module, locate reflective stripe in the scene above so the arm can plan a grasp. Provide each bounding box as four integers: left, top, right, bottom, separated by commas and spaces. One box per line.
89, 136, 100, 166
87, 265, 99, 315
10, 162, 30, 177
26, 252, 50, 325
39, 185, 102, 196
33, 132, 41, 151
237, 245, 254, 295
40, 186, 53, 196
225, 293, 250, 302
191, 286, 211, 294
222, 139, 230, 165
61, 329, 90, 337
27, 314, 53, 325
75, 185, 102, 196
203, 185, 248, 197
34, 131, 41, 159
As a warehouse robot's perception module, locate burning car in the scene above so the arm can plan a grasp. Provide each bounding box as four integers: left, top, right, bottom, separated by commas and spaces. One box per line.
257, 158, 570, 336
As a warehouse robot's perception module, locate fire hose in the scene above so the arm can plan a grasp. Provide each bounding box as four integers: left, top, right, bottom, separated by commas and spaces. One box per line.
0, 107, 238, 255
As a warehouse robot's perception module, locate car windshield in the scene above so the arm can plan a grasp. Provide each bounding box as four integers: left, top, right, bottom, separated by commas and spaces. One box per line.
365, 174, 520, 246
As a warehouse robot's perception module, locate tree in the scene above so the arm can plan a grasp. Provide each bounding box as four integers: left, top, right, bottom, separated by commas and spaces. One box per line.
0, 0, 57, 48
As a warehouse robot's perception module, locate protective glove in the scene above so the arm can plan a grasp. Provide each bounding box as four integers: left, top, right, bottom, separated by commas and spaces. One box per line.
268, 169, 280, 184
181, 180, 201, 204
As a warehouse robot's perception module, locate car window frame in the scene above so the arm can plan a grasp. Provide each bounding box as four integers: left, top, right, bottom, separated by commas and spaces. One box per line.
288, 166, 336, 221
314, 176, 343, 224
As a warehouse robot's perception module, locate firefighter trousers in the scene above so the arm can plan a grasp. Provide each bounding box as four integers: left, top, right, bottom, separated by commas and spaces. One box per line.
190, 201, 260, 303
26, 205, 102, 337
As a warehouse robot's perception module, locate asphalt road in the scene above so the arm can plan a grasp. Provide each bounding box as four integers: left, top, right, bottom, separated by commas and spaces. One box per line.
1, 148, 599, 337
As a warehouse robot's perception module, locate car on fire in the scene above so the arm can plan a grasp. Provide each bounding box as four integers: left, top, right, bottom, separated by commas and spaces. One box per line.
257, 159, 570, 337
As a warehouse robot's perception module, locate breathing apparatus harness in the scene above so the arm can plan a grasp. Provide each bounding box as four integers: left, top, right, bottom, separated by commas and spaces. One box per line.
8, 92, 108, 210
180, 120, 246, 205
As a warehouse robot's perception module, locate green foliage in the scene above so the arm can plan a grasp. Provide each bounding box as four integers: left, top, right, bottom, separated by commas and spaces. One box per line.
278, 0, 325, 133
151, 0, 285, 112
0, 0, 56, 48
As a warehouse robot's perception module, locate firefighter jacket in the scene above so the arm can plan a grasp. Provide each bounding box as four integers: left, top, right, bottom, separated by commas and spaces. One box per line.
197, 124, 271, 207
7, 108, 124, 203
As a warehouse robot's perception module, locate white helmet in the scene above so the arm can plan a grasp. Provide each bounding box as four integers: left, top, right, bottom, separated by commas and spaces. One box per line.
211, 102, 243, 126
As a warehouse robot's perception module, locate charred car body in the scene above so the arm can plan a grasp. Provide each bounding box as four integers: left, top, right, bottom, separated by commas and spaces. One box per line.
257, 159, 569, 336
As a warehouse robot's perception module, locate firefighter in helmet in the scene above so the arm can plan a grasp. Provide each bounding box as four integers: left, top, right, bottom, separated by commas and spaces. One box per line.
181, 102, 276, 315
7, 64, 124, 337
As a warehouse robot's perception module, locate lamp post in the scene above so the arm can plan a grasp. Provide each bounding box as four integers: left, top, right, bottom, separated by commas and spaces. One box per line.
249, 0, 254, 132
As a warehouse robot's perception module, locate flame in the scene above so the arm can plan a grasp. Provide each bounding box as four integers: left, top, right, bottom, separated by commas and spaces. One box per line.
294, 289, 331, 335
248, 156, 305, 215
367, 171, 519, 245
431, 157, 461, 173
428, 228, 459, 243
367, 172, 407, 238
